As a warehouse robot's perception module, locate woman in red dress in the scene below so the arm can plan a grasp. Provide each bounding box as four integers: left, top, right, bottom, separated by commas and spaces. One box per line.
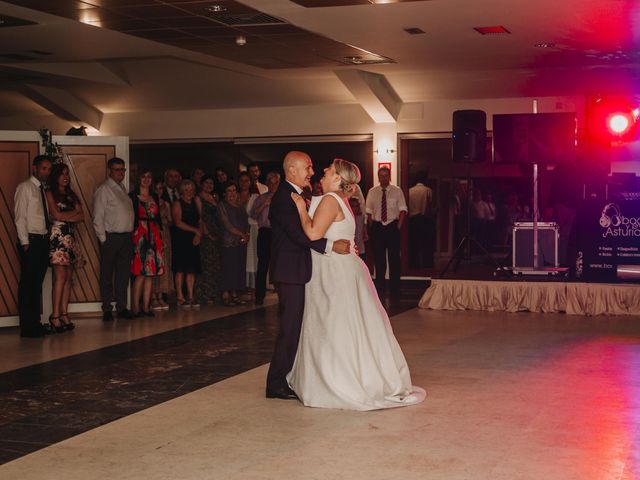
130, 168, 164, 316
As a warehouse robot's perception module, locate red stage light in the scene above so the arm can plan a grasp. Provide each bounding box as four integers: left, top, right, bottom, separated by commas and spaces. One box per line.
588, 95, 639, 143
608, 113, 631, 135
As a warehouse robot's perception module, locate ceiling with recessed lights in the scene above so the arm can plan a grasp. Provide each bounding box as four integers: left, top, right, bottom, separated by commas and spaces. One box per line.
0, 0, 638, 123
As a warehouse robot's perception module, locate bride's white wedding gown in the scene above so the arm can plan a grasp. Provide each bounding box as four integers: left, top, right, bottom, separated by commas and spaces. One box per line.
287, 192, 426, 411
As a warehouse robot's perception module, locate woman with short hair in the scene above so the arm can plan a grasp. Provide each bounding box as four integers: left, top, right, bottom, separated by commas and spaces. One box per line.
172, 179, 202, 309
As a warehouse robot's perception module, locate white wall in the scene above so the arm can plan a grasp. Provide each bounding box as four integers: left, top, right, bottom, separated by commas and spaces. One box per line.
0, 94, 587, 185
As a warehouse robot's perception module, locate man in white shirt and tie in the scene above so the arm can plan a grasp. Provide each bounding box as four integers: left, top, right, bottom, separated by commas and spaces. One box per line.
162, 168, 182, 208
365, 166, 408, 294
93, 157, 135, 321
14, 155, 54, 337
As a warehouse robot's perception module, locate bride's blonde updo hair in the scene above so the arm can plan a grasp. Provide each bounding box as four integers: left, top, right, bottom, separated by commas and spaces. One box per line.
333, 158, 361, 195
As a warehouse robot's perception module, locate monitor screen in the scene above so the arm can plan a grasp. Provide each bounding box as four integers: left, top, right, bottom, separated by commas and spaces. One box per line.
493, 112, 577, 164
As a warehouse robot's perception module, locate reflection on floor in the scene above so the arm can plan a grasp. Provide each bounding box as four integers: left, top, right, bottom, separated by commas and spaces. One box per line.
1, 281, 640, 479
0, 282, 427, 465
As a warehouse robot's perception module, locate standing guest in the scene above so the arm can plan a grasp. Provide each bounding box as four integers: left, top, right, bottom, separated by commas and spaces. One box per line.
214, 166, 229, 199
14, 155, 53, 338
484, 191, 497, 249
195, 175, 221, 305
365, 166, 407, 294
151, 180, 172, 310
46, 163, 84, 332
191, 167, 205, 193
247, 162, 268, 194
93, 157, 135, 321
353, 183, 366, 211
311, 179, 323, 196
471, 189, 490, 248
250, 171, 280, 305
172, 179, 202, 309
238, 172, 259, 293
408, 171, 435, 268
161, 169, 182, 207
349, 196, 368, 263
217, 182, 250, 306
130, 169, 164, 317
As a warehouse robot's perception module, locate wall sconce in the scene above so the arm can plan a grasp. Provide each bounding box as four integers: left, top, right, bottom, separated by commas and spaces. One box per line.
374, 148, 396, 154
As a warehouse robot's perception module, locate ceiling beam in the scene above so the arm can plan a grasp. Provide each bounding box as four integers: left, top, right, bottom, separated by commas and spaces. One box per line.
0, 62, 131, 87
21, 84, 103, 130
334, 69, 403, 123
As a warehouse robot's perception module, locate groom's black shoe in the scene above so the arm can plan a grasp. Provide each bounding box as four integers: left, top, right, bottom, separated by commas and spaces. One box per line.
265, 386, 298, 400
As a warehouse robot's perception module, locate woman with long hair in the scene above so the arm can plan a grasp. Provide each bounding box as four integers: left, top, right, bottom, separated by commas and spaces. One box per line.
46, 162, 84, 332
238, 171, 259, 295
151, 180, 172, 310
130, 169, 164, 316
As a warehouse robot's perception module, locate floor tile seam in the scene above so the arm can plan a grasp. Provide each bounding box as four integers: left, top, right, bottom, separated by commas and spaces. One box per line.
0, 307, 278, 387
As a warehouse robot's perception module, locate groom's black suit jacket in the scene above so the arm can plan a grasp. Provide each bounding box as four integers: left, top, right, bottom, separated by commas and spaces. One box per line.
269, 181, 327, 285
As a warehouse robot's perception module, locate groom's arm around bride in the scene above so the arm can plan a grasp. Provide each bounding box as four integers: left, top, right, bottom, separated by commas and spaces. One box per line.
265, 151, 350, 400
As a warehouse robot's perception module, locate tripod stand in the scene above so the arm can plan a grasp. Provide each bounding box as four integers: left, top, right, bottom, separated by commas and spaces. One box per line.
440, 177, 506, 278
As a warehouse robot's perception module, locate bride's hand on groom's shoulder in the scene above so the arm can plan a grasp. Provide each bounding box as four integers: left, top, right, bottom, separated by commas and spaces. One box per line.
291, 192, 306, 210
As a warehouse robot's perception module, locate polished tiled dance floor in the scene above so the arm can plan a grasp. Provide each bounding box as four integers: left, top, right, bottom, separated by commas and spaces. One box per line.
1, 282, 639, 479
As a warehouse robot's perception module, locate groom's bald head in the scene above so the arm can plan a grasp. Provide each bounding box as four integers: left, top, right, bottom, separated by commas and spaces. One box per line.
283, 151, 313, 189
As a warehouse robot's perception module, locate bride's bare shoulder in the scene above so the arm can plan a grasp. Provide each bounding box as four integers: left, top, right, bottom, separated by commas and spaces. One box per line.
317, 193, 344, 220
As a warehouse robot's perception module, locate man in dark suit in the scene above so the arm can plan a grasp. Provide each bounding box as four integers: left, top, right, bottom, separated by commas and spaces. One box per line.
266, 151, 351, 399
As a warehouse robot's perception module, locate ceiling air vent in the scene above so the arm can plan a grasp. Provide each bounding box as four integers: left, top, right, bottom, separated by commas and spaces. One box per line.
204, 11, 286, 26
404, 27, 425, 35
474, 26, 511, 35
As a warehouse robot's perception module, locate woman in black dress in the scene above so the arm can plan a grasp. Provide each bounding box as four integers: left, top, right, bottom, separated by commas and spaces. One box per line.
217, 181, 249, 306
171, 179, 202, 309
45, 163, 84, 332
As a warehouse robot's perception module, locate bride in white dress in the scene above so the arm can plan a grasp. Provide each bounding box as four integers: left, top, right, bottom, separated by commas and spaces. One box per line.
286, 159, 426, 411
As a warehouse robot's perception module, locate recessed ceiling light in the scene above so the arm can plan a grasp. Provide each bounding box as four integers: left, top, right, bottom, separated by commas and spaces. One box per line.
534, 42, 556, 48
474, 26, 511, 35
205, 4, 228, 13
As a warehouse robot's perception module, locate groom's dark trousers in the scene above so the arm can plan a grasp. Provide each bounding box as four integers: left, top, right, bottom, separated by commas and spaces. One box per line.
267, 181, 327, 392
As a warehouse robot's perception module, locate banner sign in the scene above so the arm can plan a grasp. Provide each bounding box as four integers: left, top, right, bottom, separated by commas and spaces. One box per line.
577, 197, 640, 281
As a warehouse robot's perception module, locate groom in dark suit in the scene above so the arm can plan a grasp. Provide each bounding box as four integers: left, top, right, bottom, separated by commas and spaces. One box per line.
266, 151, 351, 399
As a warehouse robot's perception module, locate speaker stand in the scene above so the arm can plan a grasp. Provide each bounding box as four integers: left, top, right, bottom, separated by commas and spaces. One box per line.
440, 233, 506, 278
439, 176, 508, 278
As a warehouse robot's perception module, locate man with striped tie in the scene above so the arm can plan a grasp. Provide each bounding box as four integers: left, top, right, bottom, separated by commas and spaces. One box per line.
365, 166, 407, 295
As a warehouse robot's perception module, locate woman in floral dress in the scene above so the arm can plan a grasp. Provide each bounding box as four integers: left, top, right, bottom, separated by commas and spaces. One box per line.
130, 169, 164, 316
46, 162, 84, 332
152, 180, 172, 310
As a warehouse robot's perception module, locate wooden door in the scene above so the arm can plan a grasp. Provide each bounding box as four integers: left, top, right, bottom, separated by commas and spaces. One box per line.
0, 140, 39, 319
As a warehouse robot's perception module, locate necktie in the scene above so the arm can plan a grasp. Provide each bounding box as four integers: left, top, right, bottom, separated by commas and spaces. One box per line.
173, 188, 178, 201
250, 183, 259, 195
39, 184, 51, 230
381, 188, 388, 223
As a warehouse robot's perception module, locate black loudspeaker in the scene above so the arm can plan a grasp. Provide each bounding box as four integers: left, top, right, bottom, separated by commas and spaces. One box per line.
452, 110, 487, 163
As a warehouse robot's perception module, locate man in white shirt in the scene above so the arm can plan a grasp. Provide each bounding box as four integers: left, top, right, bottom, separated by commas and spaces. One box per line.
365, 166, 407, 293
93, 157, 135, 321
248, 162, 268, 195
161, 168, 182, 209
14, 155, 53, 337
408, 171, 436, 268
